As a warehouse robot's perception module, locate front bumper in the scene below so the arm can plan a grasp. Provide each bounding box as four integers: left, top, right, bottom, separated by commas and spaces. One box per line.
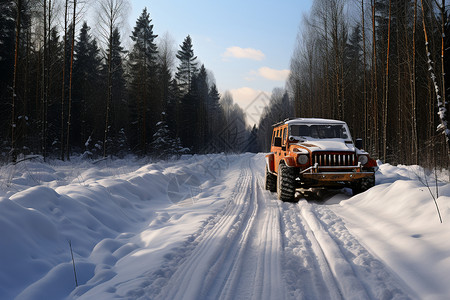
300, 163, 374, 182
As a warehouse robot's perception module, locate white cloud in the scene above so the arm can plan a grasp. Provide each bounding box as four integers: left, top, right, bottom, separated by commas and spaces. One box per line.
223, 46, 265, 61
257, 67, 290, 81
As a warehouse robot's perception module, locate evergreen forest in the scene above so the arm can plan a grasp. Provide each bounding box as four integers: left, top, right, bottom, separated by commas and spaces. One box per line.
0, 0, 250, 162
1, 0, 449, 171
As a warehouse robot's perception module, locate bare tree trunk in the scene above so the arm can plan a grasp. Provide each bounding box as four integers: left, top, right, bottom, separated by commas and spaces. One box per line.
104, 20, 112, 158
66, 0, 77, 160
60, 0, 68, 161
324, 11, 331, 119
383, 0, 391, 162
24, 26, 30, 150
45, 0, 52, 157
42, 0, 48, 160
98, 0, 129, 157
11, 0, 22, 162
412, 0, 418, 164
441, 0, 446, 132
396, 3, 402, 162
372, 0, 379, 157
362, 0, 368, 146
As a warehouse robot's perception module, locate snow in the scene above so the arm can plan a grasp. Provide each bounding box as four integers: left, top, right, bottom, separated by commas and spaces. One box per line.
295, 140, 355, 151
285, 118, 346, 125
0, 154, 449, 299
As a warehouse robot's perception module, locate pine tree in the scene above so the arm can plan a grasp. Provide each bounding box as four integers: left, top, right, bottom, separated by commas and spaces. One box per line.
73, 22, 102, 150
166, 79, 180, 137
46, 26, 63, 153
175, 35, 197, 95
0, 1, 16, 92
195, 65, 209, 150
178, 78, 199, 150
128, 7, 158, 155
208, 84, 223, 145
104, 27, 126, 156
151, 113, 186, 159
130, 7, 158, 66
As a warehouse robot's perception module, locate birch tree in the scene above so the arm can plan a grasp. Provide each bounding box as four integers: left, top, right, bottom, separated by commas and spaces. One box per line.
11, 0, 22, 162
97, 0, 130, 157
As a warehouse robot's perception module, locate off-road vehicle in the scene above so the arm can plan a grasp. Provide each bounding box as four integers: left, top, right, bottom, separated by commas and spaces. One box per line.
265, 118, 376, 201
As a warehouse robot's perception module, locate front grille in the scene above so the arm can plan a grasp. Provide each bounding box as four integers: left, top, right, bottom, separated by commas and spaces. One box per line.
312, 152, 356, 167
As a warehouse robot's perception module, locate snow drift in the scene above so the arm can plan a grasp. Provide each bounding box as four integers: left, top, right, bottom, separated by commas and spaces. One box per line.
0, 154, 448, 299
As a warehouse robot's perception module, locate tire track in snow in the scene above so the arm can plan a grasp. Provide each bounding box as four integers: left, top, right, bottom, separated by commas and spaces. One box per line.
152, 162, 252, 299
123, 153, 414, 299
291, 201, 413, 300
146, 158, 287, 300
213, 162, 285, 300
277, 196, 413, 299
136, 158, 285, 300
323, 203, 424, 299
116, 160, 250, 299
278, 201, 342, 300
297, 202, 371, 299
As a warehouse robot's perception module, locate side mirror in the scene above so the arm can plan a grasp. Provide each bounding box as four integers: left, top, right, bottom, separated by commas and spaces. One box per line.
355, 138, 363, 150
274, 137, 282, 147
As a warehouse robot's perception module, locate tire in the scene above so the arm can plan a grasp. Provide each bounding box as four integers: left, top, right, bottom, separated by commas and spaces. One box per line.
265, 166, 277, 192
352, 174, 375, 195
277, 163, 296, 202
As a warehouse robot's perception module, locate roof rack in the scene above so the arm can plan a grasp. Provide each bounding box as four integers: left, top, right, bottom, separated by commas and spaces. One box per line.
271, 117, 295, 127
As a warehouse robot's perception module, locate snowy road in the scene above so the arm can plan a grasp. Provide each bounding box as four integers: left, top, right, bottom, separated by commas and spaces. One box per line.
144, 156, 412, 300
1, 154, 449, 299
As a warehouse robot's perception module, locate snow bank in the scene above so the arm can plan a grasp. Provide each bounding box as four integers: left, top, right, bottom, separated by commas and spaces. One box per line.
0, 154, 241, 299
332, 163, 450, 300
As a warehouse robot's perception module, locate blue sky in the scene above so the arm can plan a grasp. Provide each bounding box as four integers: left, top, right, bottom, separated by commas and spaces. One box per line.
127, 0, 313, 124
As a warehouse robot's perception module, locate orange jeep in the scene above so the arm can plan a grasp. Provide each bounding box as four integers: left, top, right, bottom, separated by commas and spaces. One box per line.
265, 118, 376, 201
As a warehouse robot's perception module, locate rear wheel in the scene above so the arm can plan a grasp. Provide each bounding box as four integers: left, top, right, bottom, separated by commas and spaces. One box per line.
265, 166, 277, 192
277, 163, 296, 202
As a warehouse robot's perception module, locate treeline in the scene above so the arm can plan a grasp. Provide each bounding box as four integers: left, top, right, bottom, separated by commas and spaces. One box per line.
0, 0, 250, 162
287, 0, 449, 168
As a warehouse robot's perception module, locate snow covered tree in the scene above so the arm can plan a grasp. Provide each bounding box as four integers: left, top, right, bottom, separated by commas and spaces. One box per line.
151, 113, 187, 159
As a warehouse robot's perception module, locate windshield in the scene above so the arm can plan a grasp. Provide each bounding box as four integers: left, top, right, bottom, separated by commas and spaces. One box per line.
290, 124, 349, 140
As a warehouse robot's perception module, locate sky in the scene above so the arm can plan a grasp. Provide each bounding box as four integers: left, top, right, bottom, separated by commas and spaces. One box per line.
126, 0, 313, 125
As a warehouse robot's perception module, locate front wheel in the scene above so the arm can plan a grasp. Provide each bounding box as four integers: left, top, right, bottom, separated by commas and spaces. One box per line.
352, 174, 375, 195
277, 163, 296, 202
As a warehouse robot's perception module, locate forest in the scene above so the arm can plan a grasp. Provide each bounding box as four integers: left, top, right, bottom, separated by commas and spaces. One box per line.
0, 0, 251, 162
258, 0, 450, 170
1, 0, 449, 170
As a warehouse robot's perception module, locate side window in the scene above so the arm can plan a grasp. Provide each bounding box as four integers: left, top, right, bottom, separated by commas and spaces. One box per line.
271, 130, 276, 145
282, 128, 286, 145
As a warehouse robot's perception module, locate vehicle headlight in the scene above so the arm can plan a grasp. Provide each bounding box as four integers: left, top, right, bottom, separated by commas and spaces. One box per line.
358, 155, 368, 165
298, 154, 309, 165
